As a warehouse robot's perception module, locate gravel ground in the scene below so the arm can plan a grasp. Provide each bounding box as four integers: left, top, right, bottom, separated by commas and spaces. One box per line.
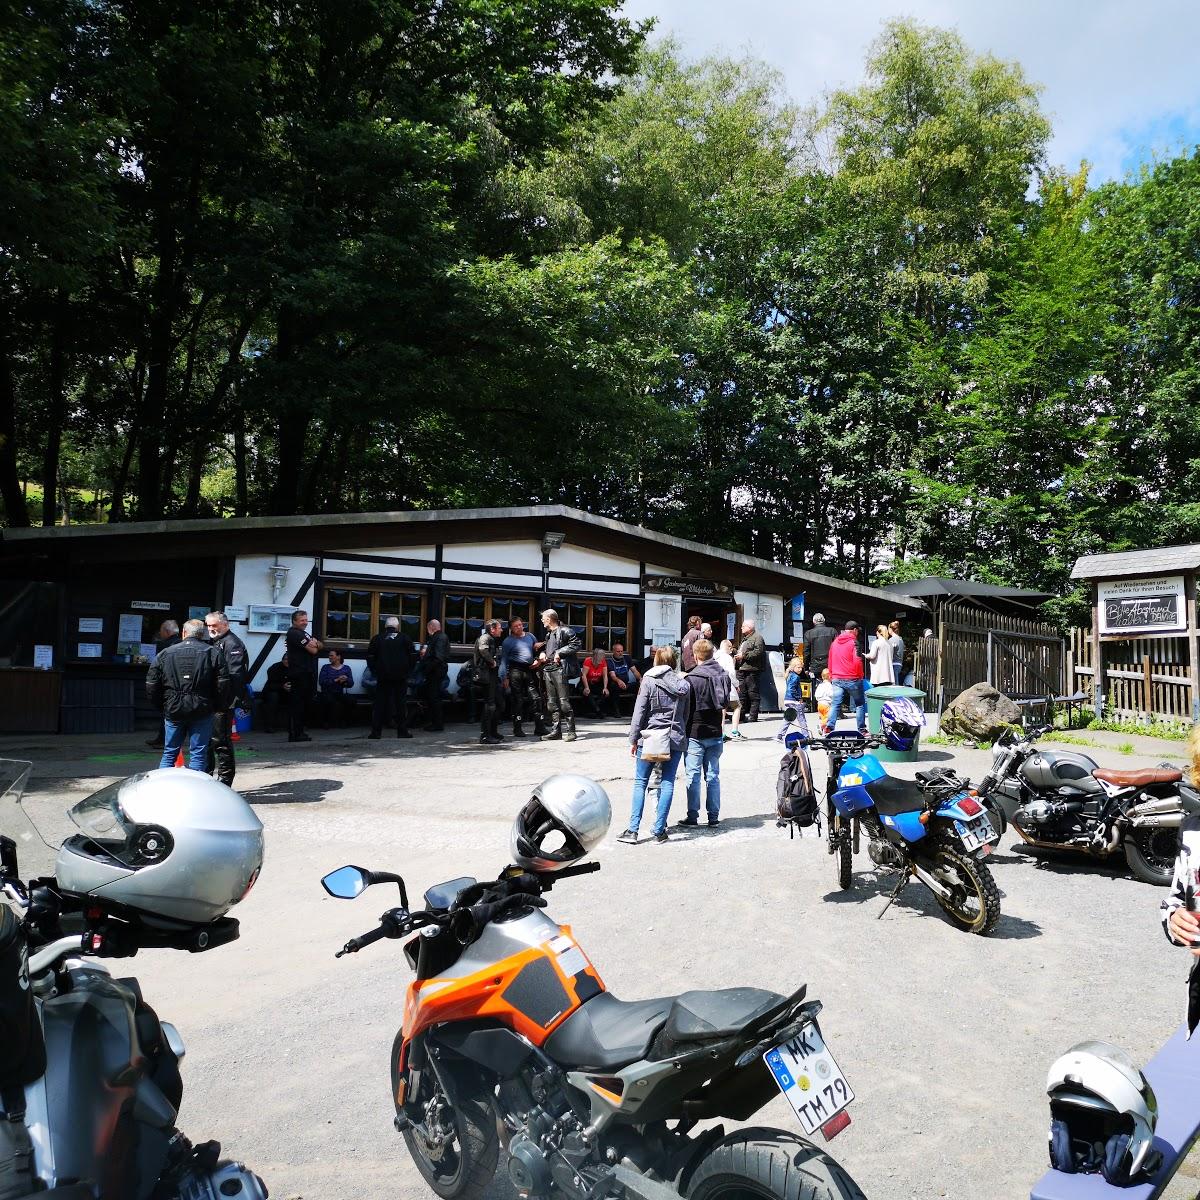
2, 719, 1193, 1200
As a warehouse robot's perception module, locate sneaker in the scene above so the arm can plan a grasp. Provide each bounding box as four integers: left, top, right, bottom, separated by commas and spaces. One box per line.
676, 817, 699, 827
706, 818, 721, 828
617, 829, 639, 845
725, 729, 743, 740
653, 831, 670, 844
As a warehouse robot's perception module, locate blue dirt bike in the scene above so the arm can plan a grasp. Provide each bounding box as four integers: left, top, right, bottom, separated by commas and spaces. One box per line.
781, 714, 1002, 934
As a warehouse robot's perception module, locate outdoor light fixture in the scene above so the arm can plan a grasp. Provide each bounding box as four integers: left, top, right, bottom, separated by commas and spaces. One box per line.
268, 560, 290, 603
540, 531, 566, 553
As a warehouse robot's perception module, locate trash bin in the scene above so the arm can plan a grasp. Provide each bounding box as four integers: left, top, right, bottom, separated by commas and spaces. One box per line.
866, 684, 927, 762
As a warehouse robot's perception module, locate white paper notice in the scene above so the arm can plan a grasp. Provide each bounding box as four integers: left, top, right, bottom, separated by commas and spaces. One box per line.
33, 645, 53, 669
78, 617, 104, 633
77, 643, 103, 659
118, 613, 144, 645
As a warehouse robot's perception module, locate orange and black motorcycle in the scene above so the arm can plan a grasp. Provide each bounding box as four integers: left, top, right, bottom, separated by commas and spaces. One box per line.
322, 853, 867, 1200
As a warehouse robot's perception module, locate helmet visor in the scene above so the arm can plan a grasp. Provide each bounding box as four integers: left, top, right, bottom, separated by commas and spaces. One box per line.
69, 776, 170, 868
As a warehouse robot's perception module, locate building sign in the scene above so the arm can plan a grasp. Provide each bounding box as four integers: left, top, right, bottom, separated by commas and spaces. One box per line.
130, 600, 171, 611
1098, 575, 1187, 635
642, 575, 733, 600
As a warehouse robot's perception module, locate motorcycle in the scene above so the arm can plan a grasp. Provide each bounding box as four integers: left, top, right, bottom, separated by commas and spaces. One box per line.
0, 760, 267, 1200
975, 723, 1187, 885
783, 720, 1001, 934
322, 858, 868, 1200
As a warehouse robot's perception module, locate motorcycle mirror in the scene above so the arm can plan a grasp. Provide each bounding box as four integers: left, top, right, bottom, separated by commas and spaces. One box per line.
321, 865, 372, 899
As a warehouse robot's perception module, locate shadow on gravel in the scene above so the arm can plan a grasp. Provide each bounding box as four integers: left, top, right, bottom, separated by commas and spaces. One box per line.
670, 813, 773, 837
1009, 844, 1131, 881
820, 872, 1045, 938
239, 778, 344, 805
916, 749, 956, 762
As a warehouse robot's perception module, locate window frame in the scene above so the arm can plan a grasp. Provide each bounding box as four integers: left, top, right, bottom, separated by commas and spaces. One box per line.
547, 597, 634, 655
441, 591, 539, 650
319, 581, 428, 647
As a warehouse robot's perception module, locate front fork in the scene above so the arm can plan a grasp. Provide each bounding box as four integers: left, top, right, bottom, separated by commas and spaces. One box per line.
826, 801, 858, 855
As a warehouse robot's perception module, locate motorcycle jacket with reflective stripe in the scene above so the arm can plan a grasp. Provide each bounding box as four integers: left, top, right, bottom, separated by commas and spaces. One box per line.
146, 637, 231, 720
210, 628, 248, 707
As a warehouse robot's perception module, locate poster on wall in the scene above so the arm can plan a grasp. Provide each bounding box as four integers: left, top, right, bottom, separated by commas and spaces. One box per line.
34, 645, 53, 670
77, 643, 103, 659
649, 627, 676, 648
726, 612, 737, 642
77, 617, 103, 633
117, 613, 144, 648
248, 604, 299, 634
1098, 575, 1187, 635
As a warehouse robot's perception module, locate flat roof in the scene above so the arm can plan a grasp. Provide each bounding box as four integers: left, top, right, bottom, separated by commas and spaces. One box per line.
1072, 544, 1200, 580
882, 576, 1054, 602
3, 504, 923, 612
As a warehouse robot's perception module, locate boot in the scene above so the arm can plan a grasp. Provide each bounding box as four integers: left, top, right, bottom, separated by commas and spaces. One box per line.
562, 717, 577, 743
513, 720, 527, 738
542, 720, 562, 741
534, 716, 548, 737
479, 734, 503, 746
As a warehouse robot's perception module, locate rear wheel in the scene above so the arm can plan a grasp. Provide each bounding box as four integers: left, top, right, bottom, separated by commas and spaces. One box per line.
927, 844, 1000, 935
687, 1127, 866, 1200
1124, 828, 1178, 886
402, 1071, 498, 1200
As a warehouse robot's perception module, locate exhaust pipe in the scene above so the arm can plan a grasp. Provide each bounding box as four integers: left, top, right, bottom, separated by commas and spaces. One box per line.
911, 863, 953, 900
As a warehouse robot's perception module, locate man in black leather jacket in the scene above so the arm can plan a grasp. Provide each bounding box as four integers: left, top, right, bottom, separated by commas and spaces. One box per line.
367, 617, 415, 739
474, 619, 504, 745
146, 619, 231, 771
204, 612, 247, 787
420, 619, 450, 732
537, 608, 581, 742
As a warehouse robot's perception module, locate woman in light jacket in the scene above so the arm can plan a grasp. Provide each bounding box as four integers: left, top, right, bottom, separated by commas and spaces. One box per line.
864, 624, 895, 692
1161, 725, 1200, 1034
618, 646, 690, 845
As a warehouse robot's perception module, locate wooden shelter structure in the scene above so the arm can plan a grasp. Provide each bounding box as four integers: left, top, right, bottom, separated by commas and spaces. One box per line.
1070, 545, 1200, 723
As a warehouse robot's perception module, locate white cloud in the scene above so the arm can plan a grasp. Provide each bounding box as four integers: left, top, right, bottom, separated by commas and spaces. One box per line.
619, 0, 1200, 181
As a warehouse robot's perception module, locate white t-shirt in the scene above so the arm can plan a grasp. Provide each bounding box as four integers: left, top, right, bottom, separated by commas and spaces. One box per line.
714, 648, 739, 697
815, 680, 835, 704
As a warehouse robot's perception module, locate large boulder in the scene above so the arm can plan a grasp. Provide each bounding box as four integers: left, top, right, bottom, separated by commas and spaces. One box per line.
940, 683, 1022, 743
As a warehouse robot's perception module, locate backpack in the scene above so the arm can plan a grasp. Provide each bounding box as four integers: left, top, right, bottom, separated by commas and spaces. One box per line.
776, 747, 819, 832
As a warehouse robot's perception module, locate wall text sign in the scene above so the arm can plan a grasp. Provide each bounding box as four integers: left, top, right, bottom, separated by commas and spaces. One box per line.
1098, 575, 1187, 635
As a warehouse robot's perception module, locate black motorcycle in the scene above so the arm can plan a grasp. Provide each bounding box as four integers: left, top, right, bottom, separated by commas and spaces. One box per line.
975, 724, 1187, 885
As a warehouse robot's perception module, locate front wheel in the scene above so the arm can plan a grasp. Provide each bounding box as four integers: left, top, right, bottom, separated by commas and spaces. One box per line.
926, 844, 1001, 935
1124, 828, 1177, 886
687, 1127, 866, 1200
837, 830, 853, 891
402, 1072, 498, 1200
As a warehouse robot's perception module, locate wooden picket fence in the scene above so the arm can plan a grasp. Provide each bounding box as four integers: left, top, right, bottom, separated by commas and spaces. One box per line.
1068, 628, 1194, 720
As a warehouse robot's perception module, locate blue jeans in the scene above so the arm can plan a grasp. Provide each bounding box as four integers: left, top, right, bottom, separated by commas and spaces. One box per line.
826, 678, 866, 732
685, 736, 723, 821
160, 714, 214, 771
628, 746, 682, 836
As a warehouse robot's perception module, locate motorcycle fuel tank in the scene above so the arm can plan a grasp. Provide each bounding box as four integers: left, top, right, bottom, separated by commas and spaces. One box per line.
1020, 750, 1102, 796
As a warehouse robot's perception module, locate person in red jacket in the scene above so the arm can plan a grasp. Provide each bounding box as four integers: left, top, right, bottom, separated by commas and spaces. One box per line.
825, 620, 867, 735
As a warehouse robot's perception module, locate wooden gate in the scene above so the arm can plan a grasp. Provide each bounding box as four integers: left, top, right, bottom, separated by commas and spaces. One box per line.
1069, 628, 1195, 721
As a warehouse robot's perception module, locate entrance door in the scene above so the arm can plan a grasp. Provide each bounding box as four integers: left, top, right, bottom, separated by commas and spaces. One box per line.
683, 599, 741, 647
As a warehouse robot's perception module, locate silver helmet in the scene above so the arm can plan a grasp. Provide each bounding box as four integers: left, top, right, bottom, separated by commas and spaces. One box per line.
56, 770, 264, 925
511, 775, 611, 872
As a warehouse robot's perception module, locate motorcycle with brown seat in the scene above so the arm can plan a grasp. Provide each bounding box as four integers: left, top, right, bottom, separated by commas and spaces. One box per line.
322, 774, 867, 1200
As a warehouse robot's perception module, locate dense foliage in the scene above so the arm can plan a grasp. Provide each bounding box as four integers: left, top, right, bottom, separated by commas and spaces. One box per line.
3, 10, 1198, 621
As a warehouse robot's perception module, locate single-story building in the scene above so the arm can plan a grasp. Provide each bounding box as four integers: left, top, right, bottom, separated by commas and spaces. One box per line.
0, 505, 923, 732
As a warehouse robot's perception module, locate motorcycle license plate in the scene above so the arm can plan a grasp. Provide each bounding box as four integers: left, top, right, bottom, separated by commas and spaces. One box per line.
955, 814, 996, 852
764, 1025, 854, 1136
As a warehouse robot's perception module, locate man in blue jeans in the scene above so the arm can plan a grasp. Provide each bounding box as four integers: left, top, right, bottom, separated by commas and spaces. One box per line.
677, 639, 732, 828
146, 618, 232, 772
825, 619, 867, 734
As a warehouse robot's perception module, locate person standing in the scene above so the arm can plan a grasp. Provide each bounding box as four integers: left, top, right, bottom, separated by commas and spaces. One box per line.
500, 617, 542, 737
888, 620, 907, 687
537, 608, 581, 742
826, 620, 867, 735
474, 618, 504, 745
681, 615, 703, 673
734, 618, 766, 722
145, 618, 182, 749
420, 619, 450, 731
146, 619, 231, 771
284, 610, 321, 743
317, 649, 355, 727
715, 638, 743, 740
864, 624, 894, 692
204, 611, 248, 786
803, 614, 837, 687
678, 639, 731, 828
367, 616, 415, 739
617, 646, 689, 845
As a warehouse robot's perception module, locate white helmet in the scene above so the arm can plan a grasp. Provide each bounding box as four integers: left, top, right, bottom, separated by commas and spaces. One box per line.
1046, 1040, 1160, 1184
511, 775, 611, 872
56, 770, 264, 926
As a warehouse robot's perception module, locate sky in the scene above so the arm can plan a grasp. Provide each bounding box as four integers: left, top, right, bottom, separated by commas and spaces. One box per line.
618, 0, 1200, 183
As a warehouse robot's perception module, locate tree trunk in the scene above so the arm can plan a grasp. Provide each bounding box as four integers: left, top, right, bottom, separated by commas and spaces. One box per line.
270, 305, 308, 514
41, 291, 69, 526
232, 398, 248, 515
0, 336, 29, 527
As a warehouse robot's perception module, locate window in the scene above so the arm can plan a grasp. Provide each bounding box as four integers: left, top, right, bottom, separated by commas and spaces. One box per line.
443, 594, 537, 646
549, 599, 632, 652
322, 585, 426, 643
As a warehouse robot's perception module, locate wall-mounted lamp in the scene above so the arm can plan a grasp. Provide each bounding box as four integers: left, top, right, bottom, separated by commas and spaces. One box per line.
540, 531, 566, 553
659, 597, 679, 625
269, 560, 291, 603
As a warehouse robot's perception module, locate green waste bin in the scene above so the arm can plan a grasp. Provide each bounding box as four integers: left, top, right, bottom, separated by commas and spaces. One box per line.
866, 684, 927, 762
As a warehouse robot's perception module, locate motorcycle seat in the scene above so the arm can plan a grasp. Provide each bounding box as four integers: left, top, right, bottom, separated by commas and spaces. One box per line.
1093, 766, 1183, 787
658, 987, 787, 1044
864, 775, 927, 815
543, 991, 675, 1071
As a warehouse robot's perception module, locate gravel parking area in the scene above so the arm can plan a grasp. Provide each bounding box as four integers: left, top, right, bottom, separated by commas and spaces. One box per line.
3, 720, 1193, 1200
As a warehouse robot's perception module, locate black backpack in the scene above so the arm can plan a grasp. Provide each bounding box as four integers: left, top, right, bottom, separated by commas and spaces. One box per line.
776, 747, 819, 832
